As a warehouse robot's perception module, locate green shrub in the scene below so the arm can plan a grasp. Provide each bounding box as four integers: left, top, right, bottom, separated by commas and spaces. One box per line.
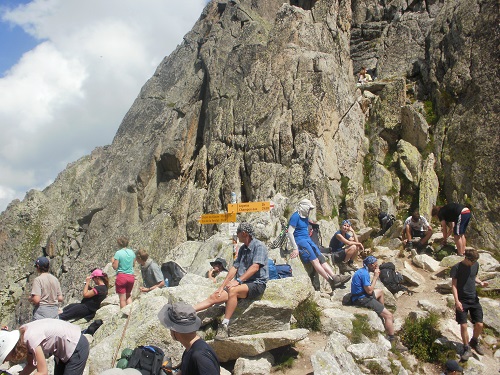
351, 314, 377, 343
399, 313, 447, 363
292, 299, 321, 332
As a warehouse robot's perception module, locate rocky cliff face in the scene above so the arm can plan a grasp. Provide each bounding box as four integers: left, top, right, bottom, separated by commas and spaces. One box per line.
0, 0, 497, 325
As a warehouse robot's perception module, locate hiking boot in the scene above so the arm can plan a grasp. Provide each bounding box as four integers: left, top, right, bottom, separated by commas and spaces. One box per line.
347, 260, 359, 270
330, 274, 351, 289
404, 242, 413, 251
461, 345, 472, 361
469, 338, 485, 355
214, 323, 229, 340
338, 262, 356, 274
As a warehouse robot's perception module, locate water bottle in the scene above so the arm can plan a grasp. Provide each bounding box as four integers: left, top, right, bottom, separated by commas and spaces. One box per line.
164, 278, 169, 287
231, 192, 237, 204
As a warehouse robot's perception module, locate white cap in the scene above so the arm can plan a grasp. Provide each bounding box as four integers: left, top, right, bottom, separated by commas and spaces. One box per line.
0, 330, 20, 363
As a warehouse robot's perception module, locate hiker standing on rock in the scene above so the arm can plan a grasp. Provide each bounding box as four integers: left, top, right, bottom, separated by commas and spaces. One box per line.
111, 236, 136, 308
288, 198, 350, 290
136, 249, 165, 293
451, 248, 488, 361
350, 256, 407, 351
432, 203, 471, 256
158, 302, 220, 375
329, 219, 362, 273
194, 222, 268, 339
29, 256, 63, 320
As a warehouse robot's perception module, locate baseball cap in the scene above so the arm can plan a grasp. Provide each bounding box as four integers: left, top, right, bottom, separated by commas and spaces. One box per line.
34, 257, 49, 268
158, 302, 201, 333
0, 330, 20, 363
91, 269, 104, 278
445, 359, 463, 372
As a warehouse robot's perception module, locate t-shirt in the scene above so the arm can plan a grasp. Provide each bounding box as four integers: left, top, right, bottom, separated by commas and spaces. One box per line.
350, 267, 371, 301
233, 238, 269, 284
180, 339, 220, 375
31, 273, 62, 306
21, 319, 82, 364
437, 203, 465, 223
140, 259, 164, 288
289, 211, 310, 240
113, 248, 136, 274
329, 230, 351, 252
81, 285, 108, 312
450, 261, 479, 303
404, 216, 430, 232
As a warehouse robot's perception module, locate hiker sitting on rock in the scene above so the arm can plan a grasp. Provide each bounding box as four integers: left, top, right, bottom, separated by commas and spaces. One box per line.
431, 203, 471, 256
351, 256, 407, 351
402, 210, 432, 250
59, 268, 109, 321
288, 198, 350, 290
329, 219, 362, 273
158, 302, 220, 375
451, 248, 488, 361
136, 249, 165, 293
358, 67, 373, 84
194, 222, 268, 339
29, 256, 63, 320
207, 257, 228, 283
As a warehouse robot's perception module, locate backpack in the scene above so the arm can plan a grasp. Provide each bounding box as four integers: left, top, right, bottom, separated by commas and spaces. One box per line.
160, 261, 187, 287
127, 345, 165, 375
82, 319, 103, 335
309, 222, 330, 253
379, 262, 408, 294
268, 259, 278, 280
378, 212, 396, 235
268, 259, 292, 280
342, 293, 353, 306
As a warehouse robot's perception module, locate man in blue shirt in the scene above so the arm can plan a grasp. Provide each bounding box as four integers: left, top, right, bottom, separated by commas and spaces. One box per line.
351, 256, 406, 351
194, 222, 268, 339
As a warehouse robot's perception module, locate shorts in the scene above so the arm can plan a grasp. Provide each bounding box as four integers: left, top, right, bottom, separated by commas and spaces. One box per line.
332, 249, 346, 263
33, 305, 59, 320
454, 210, 471, 235
411, 229, 426, 238
455, 300, 483, 325
353, 295, 384, 315
115, 273, 135, 294
245, 282, 266, 299
296, 238, 322, 263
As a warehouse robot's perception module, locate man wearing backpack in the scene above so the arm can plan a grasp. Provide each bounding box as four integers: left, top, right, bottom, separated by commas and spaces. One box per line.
402, 210, 432, 250
158, 302, 220, 375
194, 222, 268, 339
351, 256, 407, 351
136, 249, 165, 293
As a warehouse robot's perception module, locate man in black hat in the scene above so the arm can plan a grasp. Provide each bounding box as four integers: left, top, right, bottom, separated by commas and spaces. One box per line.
29, 257, 63, 320
158, 302, 219, 375
442, 359, 463, 374
207, 257, 228, 283
194, 222, 268, 339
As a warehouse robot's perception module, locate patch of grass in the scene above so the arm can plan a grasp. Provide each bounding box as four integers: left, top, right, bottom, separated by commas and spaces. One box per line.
365, 360, 386, 374
424, 100, 438, 125
331, 205, 338, 218
351, 314, 377, 343
399, 313, 447, 363
383, 151, 395, 168
292, 299, 321, 332
270, 345, 298, 372
477, 288, 500, 299
283, 206, 291, 220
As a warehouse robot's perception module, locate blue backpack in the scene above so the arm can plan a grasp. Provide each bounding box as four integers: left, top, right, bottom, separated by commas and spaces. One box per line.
268, 259, 292, 280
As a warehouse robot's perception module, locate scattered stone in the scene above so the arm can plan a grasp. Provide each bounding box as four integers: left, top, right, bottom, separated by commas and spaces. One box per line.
413, 254, 442, 272
233, 352, 274, 375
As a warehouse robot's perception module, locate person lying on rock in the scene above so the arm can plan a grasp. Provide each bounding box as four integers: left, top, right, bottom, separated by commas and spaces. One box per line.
329, 219, 362, 273
350, 255, 407, 351
288, 198, 351, 290
432, 203, 471, 256
159, 302, 220, 375
136, 249, 165, 293
194, 222, 268, 339
59, 268, 109, 321
402, 210, 432, 250
207, 257, 228, 283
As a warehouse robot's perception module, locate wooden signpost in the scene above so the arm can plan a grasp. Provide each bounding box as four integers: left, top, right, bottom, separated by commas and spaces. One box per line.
198, 200, 274, 224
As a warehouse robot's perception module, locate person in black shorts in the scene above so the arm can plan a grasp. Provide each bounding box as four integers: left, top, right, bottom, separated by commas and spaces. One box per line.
158, 302, 220, 375
451, 248, 489, 361
432, 203, 471, 256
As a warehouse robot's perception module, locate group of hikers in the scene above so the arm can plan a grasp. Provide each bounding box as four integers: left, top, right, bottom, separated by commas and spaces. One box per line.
0, 197, 485, 374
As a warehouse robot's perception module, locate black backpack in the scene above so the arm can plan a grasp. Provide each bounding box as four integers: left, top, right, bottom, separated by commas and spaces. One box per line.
309, 222, 330, 253
160, 261, 187, 287
82, 319, 103, 335
378, 212, 396, 235
379, 262, 408, 294
127, 345, 165, 375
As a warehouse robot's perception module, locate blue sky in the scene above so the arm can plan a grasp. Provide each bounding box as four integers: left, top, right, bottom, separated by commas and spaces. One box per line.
0, 0, 207, 212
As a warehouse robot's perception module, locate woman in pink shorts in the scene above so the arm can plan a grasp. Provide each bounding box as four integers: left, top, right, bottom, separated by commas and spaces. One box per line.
112, 236, 136, 308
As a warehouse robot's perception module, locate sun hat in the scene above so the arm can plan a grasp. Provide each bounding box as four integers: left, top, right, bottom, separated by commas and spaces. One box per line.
0, 330, 20, 363
209, 258, 228, 271
158, 302, 201, 333
445, 359, 463, 372
237, 222, 254, 237
363, 255, 378, 266
299, 198, 315, 209
91, 269, 104, 278
34, 257, 49, 269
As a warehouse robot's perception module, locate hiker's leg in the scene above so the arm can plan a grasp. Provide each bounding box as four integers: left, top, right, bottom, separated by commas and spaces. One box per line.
374, 288, 385, 305
194, 289, 229, 311
125, 293, 132, 306
404, 225, 412, 243
472, 322, 483, 341
344, 245, 358, 263
470, 303, 484, 340
460, 322, 469, 345
297, 240, 331, 279
118, 294, 127, 308
380, 308, 394, 336
59, 303, 91, 321
421, 227, 433, 245
454, 234, 465, 255
224, 284, 249, 320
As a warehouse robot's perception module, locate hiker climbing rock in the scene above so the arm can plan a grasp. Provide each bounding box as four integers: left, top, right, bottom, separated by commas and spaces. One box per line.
111, 236, 136, 308
432, 203, 471, 256
136, 249, 164, 293
288, 198, 350, 290
29, 256, 63, 320
329, 219, 362, 273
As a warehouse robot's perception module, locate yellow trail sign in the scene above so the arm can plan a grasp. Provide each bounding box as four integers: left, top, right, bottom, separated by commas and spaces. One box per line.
228, 201, 271, 213
199, 212, 237, 224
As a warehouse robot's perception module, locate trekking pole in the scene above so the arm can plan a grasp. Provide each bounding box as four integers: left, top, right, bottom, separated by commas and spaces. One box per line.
111, 303, 134, 368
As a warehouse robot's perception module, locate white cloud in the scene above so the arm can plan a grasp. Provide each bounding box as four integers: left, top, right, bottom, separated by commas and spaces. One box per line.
0, 0, 206, 213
